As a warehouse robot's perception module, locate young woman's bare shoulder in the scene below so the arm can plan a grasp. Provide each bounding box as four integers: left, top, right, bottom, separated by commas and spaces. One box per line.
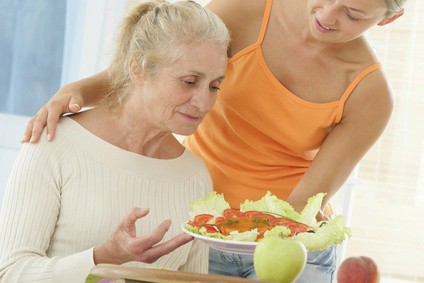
343, 67, 394, 125
206, 0, 266, 30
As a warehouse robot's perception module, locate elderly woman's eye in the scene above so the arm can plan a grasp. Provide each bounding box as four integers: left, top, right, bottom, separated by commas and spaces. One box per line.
184, 80, 196, 86
210, 80, 222, 92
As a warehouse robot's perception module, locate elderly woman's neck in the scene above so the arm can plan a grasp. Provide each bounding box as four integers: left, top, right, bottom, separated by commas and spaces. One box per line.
73, 104, 184, 159
108, 105, 184, 159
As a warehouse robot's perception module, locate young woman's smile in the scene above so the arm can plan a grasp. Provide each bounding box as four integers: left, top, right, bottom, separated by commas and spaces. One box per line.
307, 0, 389, 42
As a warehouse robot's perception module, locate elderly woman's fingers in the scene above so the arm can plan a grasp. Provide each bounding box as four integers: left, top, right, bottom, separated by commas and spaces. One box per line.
96, 208, 191, 265
129, 219, 173, 254
133, 232, 194, 263
122, 207, 150, 237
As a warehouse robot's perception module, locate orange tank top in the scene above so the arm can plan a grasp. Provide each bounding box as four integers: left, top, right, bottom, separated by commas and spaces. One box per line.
184, 0, 381, 209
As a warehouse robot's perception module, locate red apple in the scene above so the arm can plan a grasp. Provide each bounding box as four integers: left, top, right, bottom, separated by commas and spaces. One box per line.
337, 256, 380, 283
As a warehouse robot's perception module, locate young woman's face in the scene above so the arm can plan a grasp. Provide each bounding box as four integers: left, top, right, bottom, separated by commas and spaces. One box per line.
307, 0, 389, 43
137, 40, 228, 136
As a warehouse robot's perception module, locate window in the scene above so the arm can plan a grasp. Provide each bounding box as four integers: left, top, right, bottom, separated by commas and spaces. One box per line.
344, 1, 424, 281
0, 1, 66, 116
0, 0, 125, 116
0, 0, 125, 203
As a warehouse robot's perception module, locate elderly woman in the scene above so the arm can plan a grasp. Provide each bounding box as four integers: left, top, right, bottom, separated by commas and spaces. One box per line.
21, 0, 408, 281
0, 1, 229, 282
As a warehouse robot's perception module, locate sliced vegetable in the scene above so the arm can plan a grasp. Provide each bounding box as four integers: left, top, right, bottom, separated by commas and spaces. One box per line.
223, 209, 244, 218
185, 191, 351, 251
193, 214, 214, 225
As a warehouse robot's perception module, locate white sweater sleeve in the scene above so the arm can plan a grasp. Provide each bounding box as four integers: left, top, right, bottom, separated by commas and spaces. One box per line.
1, 117, 214, 280
0, 138, 95, 282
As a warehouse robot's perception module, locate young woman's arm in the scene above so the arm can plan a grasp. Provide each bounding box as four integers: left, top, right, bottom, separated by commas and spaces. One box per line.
22, 70, 110, 143
22, 0, 260, 144
206, 0, 265, 57
286, 69, 394, 218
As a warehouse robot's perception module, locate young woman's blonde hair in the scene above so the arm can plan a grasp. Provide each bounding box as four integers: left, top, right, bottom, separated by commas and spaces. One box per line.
104, 0, 230, 109
382, 0, 407, 17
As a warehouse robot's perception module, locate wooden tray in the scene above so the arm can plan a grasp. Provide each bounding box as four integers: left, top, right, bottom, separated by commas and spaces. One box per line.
87, 264, 268, 283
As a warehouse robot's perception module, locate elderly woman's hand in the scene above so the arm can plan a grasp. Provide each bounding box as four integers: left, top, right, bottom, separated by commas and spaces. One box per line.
93, 207, 193, 265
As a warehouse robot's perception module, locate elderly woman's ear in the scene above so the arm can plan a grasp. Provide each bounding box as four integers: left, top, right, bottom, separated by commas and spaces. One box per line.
129, 58, 143, 84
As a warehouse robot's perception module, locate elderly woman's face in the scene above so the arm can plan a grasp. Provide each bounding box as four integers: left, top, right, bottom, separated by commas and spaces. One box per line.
138, 39, 228, 136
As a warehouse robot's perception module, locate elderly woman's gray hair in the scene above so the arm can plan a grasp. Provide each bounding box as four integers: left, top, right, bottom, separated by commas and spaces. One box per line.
105, 0, 230, 109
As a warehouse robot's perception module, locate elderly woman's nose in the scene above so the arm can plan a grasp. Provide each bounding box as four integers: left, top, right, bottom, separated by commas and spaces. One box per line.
191, 88, 216, 112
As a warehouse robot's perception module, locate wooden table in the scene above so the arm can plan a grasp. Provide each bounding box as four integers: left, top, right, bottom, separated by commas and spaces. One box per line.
87, 264, 269, 283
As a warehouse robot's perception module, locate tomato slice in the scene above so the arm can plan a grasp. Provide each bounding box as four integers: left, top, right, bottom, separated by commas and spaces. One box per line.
270, 217, 310, 235
223, 209, 244, 218
215, 216, 225, 222
241, 211, 276, 219
256, 233, 265, 240
187, 220, 197, 226
202, 225, 219, 233
269, 217, 294, 226
193, 214, 214, 225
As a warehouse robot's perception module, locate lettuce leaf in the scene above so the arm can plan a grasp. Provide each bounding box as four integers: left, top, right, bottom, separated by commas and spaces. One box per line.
240, 191, 300, 220
263, 225, 291, 239
239, 191, 326, 226
291, 216, 351, 251
189, 191, 230, 219
298, 192, 325, 227
227, 230, 258, 242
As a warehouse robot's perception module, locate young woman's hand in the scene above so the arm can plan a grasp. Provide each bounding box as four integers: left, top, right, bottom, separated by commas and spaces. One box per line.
21, 90, 83, 144
21, 70, 110, 143
93, 207, 193, 265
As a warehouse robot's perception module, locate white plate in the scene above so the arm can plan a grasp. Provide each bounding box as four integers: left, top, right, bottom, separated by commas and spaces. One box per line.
181, 223, 258, 255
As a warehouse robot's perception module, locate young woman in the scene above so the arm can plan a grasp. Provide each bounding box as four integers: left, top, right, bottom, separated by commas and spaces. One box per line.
21, 0, 406, 282
0, 1, 229, 282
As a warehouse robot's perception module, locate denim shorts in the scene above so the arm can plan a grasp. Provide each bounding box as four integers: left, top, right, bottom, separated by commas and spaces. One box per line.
209, 245, 337, 282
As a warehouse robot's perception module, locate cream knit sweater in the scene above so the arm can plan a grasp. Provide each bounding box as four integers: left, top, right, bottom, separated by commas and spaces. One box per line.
0, 117, 212, 282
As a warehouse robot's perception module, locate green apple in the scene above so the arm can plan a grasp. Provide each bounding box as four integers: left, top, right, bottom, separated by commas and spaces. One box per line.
254, 237, 307, 283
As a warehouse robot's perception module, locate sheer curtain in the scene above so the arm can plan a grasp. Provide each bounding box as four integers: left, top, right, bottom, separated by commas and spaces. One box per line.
344, 1, 424, 282
0, 0, 125, 203
0, 0, 66, 116
61, 0, 125, 86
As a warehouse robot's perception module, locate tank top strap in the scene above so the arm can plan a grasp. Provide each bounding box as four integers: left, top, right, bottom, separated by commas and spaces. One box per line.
334, 63, 382, 123
257, 0, 273, 46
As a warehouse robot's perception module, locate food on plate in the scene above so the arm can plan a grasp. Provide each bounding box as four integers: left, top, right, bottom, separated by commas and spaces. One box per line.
254, 237, 307, 283
183, 191, 351, 251
337, 256, 380, 283
188, 209, 309, 239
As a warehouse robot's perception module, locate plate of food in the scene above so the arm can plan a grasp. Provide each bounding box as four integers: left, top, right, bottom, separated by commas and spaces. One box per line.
181, 191, 351, 254
181, 222, 258, 255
